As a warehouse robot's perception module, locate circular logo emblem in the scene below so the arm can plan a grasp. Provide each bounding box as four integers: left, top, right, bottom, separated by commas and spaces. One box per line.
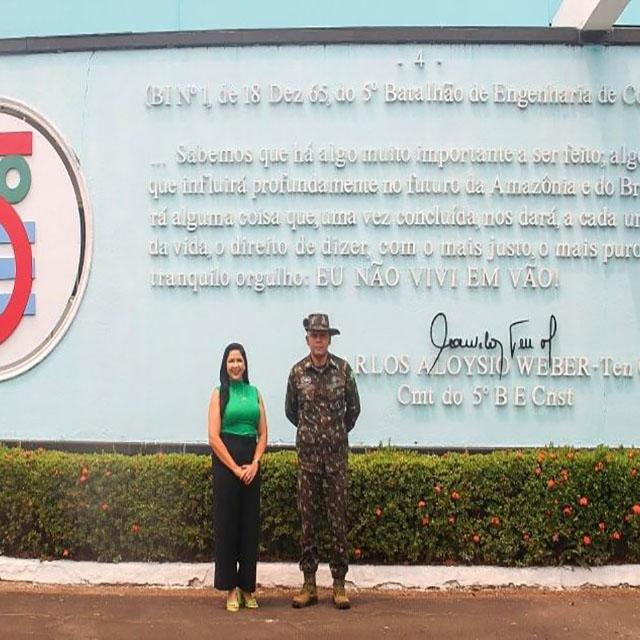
0, 98, 92, 380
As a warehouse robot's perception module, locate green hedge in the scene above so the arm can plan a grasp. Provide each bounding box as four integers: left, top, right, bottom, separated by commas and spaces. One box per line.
1, 445, 640, 565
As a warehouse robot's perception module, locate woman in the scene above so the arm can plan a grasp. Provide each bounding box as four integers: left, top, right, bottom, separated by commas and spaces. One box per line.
208, 343, 268, 611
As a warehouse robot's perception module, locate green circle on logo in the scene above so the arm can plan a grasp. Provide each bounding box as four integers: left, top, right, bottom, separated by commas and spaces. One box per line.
0, 155, 31, 204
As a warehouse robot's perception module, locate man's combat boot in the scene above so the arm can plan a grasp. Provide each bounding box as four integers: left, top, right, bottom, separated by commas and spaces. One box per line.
292, 573, 318, 608
332, 578, 351, 609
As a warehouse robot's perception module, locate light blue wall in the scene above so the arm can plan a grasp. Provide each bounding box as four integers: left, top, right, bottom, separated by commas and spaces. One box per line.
1, 1, 564, 38
1, 42, 640, 447
2, 2, 640, 448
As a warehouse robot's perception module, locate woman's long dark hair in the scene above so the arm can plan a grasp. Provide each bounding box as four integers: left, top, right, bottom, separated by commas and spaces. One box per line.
219, 342, 250, 419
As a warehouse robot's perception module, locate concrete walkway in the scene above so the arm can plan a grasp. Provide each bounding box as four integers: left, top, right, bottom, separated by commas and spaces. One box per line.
0, 582, 639, 639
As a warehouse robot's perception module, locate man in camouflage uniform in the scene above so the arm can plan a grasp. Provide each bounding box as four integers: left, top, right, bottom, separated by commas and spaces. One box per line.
285, 313, 361, 609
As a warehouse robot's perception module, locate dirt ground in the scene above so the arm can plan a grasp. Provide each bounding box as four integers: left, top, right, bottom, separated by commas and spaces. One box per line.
0, 582, 638, 639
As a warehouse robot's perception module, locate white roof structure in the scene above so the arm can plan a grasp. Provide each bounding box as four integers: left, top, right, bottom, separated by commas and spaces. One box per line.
553, 0, 631, 30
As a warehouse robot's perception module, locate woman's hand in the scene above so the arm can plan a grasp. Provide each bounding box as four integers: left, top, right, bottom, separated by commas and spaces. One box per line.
233, 465, 245, 480
240, 460, 259, 485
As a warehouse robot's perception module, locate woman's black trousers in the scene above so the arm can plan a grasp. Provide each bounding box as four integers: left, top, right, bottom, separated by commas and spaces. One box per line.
213, 434, 260, 592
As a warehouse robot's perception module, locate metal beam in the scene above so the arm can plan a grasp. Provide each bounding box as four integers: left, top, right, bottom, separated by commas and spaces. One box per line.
553, 0, 630, 30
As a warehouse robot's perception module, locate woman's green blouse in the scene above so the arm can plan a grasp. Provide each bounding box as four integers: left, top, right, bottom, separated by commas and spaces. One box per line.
221, 381, 260, 437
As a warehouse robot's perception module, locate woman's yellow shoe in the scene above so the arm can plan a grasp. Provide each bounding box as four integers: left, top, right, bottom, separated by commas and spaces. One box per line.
226, 590, 241, 612
240, 591, 259, 609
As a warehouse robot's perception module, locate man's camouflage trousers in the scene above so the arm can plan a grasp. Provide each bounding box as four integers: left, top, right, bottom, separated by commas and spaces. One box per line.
297, 450, 349, 580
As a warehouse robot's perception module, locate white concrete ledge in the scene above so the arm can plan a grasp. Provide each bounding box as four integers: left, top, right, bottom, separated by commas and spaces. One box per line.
2, 557, 640, 589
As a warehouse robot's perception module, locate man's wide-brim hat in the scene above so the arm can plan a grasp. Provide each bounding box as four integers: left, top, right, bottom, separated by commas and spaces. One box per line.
303, 313, 340, 336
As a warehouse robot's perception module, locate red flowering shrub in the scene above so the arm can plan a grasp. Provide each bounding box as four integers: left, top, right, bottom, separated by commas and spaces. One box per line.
0, 445, 639, 565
